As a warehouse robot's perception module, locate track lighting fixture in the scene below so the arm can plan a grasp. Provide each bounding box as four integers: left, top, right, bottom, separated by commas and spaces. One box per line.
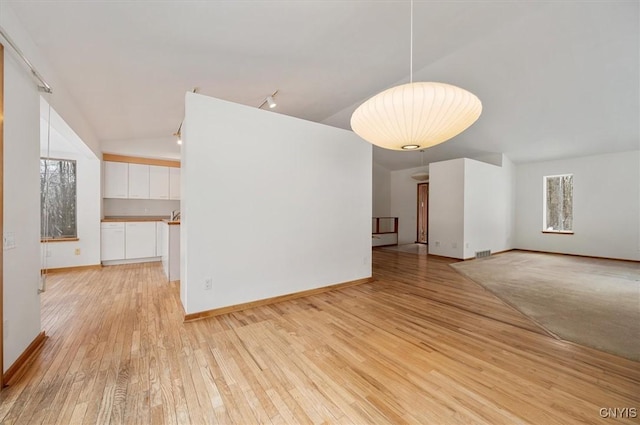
173, 87, 198, 145
259, 90, 279, 109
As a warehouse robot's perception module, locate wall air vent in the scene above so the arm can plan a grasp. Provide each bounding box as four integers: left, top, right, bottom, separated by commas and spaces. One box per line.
475, 250, 491, 259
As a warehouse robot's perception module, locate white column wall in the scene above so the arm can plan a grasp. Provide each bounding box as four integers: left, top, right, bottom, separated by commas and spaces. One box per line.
2, 2, 102, 371
429, 157, 515, 260
428, 159, 465, 257
181, 93, 371, 315
372, 162, 391, 217
463, 156, 515, 258
3, 51, 42, 371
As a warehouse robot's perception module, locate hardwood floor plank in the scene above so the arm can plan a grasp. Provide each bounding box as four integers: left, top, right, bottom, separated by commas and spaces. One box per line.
0, 251, 637, 424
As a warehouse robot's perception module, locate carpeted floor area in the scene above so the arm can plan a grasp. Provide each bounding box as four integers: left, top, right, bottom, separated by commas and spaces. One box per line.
451, 251, 640, 361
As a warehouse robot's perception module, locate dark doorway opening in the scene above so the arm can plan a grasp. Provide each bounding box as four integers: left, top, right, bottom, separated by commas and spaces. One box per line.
416, 183, 428, 244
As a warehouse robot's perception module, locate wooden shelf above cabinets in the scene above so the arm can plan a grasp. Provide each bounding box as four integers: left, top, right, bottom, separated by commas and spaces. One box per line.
103, 153, 180, 168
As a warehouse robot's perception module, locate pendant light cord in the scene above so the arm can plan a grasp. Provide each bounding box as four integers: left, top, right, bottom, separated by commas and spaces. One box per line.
410, 0, 413, 84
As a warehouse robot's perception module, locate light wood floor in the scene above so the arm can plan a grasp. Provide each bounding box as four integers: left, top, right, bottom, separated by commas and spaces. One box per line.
0, 250, 638, 424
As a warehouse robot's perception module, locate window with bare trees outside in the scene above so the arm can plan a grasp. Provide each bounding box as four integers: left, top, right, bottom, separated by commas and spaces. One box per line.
543, 174, 573, 233
41, 158, 77, 240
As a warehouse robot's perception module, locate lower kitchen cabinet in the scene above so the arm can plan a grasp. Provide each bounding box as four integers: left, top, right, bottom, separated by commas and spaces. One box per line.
125, 222, 157, 259
101, 220, 161, 264
100, 222, 125, 261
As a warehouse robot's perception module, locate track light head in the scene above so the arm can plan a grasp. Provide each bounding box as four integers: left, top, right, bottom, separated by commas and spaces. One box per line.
259, 90, 279, 109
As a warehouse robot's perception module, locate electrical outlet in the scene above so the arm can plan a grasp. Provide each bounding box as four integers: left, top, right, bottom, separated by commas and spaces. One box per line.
452, 242, 457, 249
435, 241, 440, 247
75, 248, 81, 255
204, 278, 213, 290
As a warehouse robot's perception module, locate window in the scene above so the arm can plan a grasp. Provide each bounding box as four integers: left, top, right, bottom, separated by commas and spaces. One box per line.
41, 158, 77, 239
543, 174, 573, 233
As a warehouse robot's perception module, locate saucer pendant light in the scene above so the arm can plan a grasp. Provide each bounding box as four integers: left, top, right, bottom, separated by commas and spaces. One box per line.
351, 0, 482, 151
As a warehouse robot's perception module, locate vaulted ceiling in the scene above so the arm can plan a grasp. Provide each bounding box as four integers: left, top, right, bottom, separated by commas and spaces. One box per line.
6, 0, 639, 170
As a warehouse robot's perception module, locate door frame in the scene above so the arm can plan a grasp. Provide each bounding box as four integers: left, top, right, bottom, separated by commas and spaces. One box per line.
1, 42, 5, 386
416, 182, 428, 244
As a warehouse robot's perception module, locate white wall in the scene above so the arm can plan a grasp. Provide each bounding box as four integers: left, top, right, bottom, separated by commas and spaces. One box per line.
39, 97, 101, 270
515, 150, 640, 261
3, 50, 42, 372
372, 162, 391, 217
429, 157, 515, 259
428, 159, 465, 258
103, 199, 179, 217
182, 93, 372, 315
40, 150, 101, 269
390, 165, 429, 244
463, 156, 515, 258
2, 3, 102, 372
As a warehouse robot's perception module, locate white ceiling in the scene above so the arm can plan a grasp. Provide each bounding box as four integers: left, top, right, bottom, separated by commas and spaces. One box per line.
8, 0, 639, 170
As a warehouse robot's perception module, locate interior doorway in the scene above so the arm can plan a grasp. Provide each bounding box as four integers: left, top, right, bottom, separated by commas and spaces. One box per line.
416, 183, 428, 244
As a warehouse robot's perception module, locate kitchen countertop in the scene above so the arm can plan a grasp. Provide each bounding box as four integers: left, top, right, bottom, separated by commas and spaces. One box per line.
101, 216, 170, 222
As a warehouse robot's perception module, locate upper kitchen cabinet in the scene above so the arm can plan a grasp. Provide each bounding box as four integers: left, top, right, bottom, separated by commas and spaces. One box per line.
169, 167, 181, 200
128, 163, 150, 199
102, 155, 180, 200
103, 161, 129, 198
149, 165, 170, 199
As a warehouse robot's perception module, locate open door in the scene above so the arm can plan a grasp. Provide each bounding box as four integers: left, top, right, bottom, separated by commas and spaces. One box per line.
416, 183, 428, 244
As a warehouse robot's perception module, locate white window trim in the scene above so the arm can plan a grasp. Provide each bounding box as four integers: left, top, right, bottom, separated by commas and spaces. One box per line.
542, 173, 574, 234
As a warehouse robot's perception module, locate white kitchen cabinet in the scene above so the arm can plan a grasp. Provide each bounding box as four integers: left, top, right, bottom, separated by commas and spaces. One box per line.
101, 222, 125, 261
161, 221, 180, 282
149, 165, 170, 200
103, 161, 128, 198
125, 222, 156, 259
128, 164, 150, 199
169, 167, 180, 200
155, 222, 163, 257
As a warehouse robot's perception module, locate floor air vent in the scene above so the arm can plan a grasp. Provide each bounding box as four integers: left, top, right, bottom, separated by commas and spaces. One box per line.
475, 250, 491, 259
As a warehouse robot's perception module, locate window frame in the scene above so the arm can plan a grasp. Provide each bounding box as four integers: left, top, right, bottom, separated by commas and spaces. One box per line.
40, 157, 78, 241
542, 173, 574, 235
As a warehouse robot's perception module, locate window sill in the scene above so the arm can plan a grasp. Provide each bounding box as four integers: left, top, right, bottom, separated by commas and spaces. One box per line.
41, 238, 79, 243
541, 231, 574, 235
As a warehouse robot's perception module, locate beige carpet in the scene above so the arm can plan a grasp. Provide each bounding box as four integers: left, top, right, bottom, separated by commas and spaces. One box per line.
451, 251, 640, 361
